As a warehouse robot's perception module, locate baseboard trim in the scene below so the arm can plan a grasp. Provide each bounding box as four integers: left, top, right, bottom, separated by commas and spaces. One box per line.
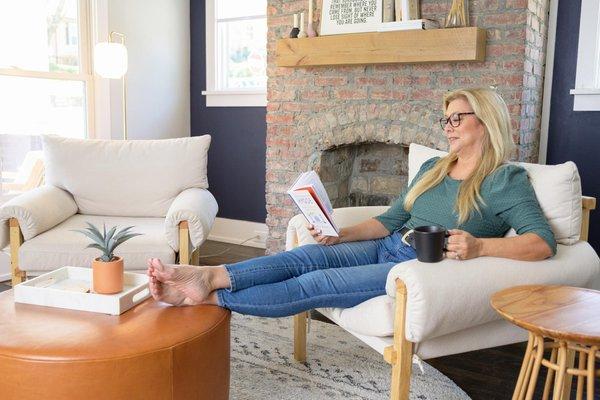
0, 273, 10, 282
208, 217, 267, 249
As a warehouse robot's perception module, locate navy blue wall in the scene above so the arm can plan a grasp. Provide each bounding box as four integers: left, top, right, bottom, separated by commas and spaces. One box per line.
190, 1, 267, 223
547, 0, 600, 252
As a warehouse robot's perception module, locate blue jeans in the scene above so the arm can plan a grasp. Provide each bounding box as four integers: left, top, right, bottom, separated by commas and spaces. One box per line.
216, 232, 416, 317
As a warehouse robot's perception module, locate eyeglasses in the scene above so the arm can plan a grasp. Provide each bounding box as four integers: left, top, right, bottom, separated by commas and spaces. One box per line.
439, 112, 476, 130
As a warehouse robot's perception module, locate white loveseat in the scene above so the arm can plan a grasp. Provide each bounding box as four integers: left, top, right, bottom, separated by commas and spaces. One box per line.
0, 135, 218, 285
286, 143, 600, 400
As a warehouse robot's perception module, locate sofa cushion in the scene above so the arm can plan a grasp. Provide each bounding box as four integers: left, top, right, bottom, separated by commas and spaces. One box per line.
408, 143, 583, 245
42, 135, 211, 217
18, 214, 175, 272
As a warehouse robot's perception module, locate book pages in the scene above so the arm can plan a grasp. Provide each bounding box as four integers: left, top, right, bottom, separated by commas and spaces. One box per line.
288, 189, 339, 237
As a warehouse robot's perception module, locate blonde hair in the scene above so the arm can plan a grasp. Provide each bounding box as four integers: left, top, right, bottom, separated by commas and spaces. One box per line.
403, 88, 515, 225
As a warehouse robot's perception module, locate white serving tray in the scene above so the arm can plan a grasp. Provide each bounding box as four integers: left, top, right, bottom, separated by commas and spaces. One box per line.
13, 266, 151, 315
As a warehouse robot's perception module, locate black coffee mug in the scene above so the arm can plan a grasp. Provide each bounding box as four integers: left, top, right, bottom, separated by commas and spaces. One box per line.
405, 225, 449, 263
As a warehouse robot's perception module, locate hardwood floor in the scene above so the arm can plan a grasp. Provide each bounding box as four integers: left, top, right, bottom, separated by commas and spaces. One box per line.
2, 241, 598, 399
196, 240, 268, 266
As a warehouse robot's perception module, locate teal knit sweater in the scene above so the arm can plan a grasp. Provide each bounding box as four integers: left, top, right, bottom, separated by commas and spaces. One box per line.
374, 157, 557, 255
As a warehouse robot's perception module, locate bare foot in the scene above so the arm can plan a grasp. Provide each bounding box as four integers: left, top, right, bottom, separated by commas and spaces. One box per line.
150, 258, 213, 304
147, 260, 198, 306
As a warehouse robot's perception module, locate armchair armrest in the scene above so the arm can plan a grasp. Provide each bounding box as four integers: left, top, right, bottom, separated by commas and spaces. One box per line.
0, 185, 77, 245
385, 241, 600, 343
285, 206, 389, 250
165, 188, 218, 251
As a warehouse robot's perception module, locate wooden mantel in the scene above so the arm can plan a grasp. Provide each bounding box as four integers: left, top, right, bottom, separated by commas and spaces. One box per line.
276, 27, 486, 67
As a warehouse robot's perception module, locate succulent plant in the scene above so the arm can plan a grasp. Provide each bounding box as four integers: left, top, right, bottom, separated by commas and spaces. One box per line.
73, 223, 142, 262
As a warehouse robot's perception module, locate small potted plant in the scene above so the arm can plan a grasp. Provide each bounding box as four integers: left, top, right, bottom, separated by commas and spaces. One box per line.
73, 223, 142, 294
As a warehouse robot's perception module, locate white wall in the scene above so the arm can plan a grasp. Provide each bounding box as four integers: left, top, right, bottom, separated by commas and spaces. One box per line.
107, 0, 190, 140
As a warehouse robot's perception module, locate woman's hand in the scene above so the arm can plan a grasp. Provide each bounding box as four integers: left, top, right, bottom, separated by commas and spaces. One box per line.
445, 229, 483, 260
307, 224, 341, 246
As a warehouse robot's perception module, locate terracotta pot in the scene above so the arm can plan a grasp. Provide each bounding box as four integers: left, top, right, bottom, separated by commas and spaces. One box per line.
92, 256, 124, 294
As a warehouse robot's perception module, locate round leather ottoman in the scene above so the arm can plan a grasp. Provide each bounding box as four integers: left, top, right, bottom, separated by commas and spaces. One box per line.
0, 290, 230, 400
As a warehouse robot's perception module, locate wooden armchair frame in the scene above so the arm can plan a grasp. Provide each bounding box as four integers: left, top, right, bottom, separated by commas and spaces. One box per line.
292, 196, 596, 400
9, 220, 200, 287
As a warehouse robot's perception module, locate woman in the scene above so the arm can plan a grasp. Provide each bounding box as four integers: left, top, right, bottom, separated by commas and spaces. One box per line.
147, 88, 555, 315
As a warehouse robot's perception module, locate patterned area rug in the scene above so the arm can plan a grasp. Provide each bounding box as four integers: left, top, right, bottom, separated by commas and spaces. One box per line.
230, 313, 470, 400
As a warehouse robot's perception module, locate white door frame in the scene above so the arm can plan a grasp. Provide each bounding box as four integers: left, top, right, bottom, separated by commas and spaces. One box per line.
538, 0, 559, 164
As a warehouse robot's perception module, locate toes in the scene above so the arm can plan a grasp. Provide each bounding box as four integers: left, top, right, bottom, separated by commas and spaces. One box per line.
148, 276, 163, 300
150, 265, 169, 282
151, 269, 169, 283
151, 258, 174, 280
151, 258, 167, 272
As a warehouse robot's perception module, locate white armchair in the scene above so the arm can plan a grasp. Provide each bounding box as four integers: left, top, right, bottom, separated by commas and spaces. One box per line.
286, 144, 600, 400
0, 135, 218, 286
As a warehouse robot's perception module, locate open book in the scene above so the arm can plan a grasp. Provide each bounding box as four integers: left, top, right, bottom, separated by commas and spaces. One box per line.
288, 171, 339, 237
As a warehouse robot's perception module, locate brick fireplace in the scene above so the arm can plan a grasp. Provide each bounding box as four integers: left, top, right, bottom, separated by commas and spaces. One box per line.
265, 0, 550, 252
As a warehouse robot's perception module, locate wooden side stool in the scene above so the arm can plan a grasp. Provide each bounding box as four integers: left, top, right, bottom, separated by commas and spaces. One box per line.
491, 285, 600, 400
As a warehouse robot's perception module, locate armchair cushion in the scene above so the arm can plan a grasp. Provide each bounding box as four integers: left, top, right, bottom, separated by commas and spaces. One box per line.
164, 188, 218, 250
0, 185, 77, 241
18, 214, 175, 272
384, 242, 600, 342
408, 143, 582, 245
286, 208, 600, 340
318, 295, 395, 337
42, 135, 211, 217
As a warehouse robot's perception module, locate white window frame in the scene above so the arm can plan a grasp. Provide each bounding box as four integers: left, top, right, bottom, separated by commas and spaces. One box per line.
570, 0, 600, 111
90, 0, 111, 139
201, 0, 267, 107
0, 0, 99, 137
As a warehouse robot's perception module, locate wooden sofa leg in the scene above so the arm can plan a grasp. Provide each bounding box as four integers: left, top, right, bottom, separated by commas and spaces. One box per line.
383, 279, 413, 400
190, 248, 200, 266
9, 218, 26, 286
178, 221, 191, 265
293, 311, 308, 362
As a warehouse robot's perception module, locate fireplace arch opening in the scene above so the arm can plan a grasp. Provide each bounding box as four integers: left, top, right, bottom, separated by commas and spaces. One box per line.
317, 142, 409, 208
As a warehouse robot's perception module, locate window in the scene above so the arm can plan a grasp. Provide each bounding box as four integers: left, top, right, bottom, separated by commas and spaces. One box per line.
202, 0, 267, 107
0, 0, 93, 198
570, 0, 600, 111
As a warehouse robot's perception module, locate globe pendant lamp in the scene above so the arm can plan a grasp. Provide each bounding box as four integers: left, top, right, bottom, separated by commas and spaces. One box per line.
94, 32, 128, 139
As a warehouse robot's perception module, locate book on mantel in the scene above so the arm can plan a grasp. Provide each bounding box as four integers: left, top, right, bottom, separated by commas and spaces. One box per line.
378, 19, 440, 32
287, 171, 339, 237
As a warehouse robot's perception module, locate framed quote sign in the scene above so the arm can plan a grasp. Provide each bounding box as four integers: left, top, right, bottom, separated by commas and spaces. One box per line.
320, 0, 383, 35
